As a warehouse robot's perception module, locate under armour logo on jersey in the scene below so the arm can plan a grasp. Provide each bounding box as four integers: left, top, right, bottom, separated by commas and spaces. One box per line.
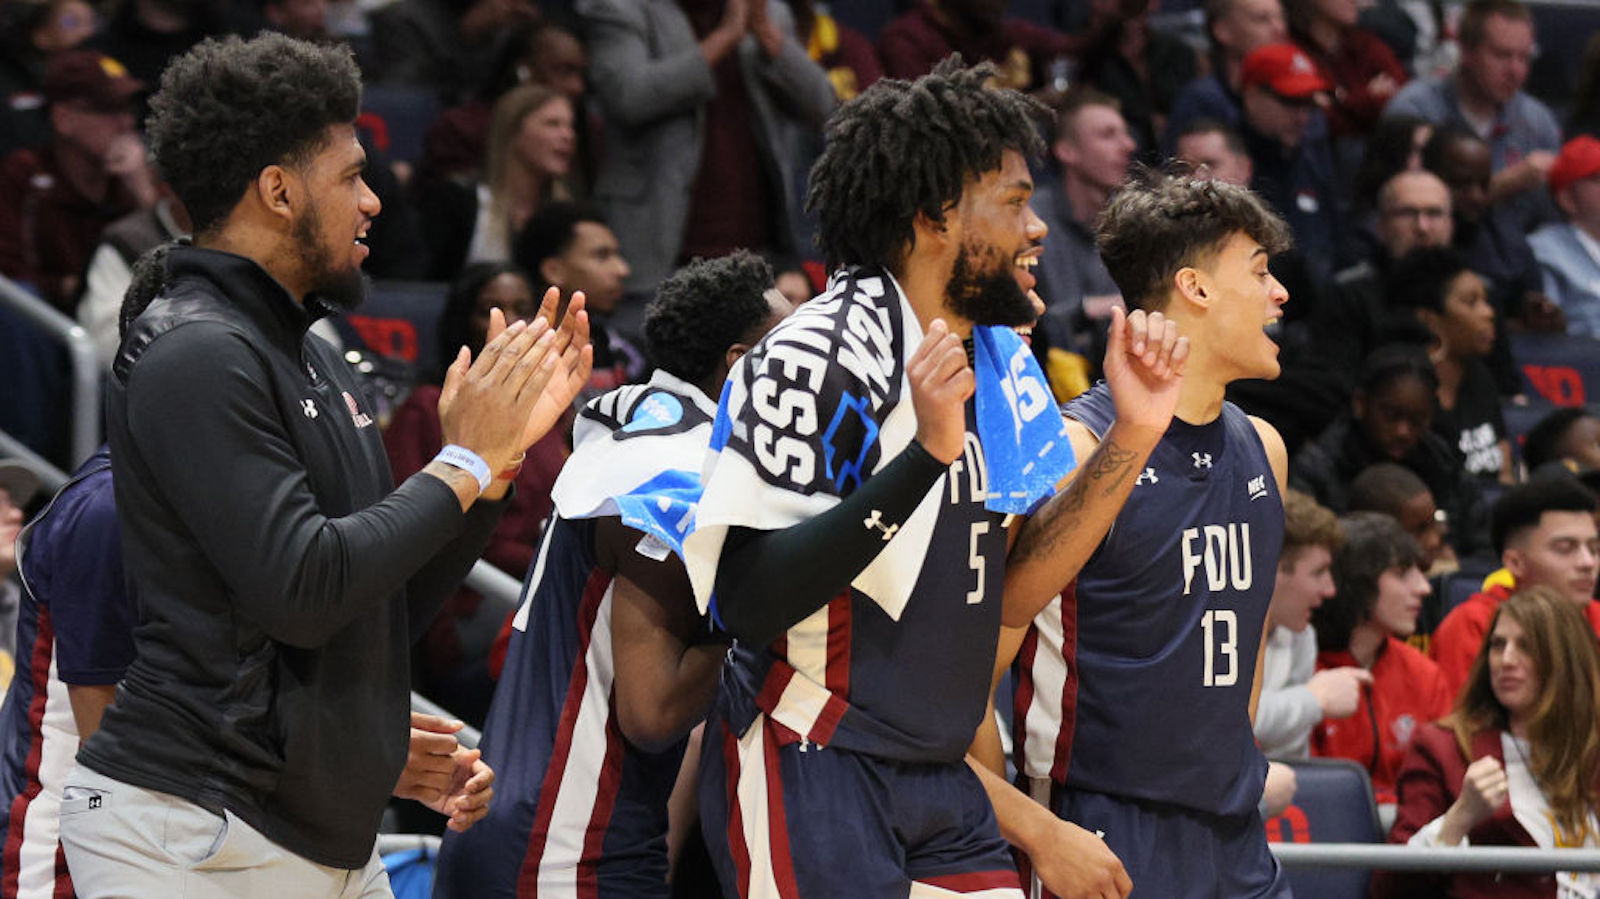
301, 399, 318, 419
1136, 467, 1158, 486
1248, 475, 1269, 501
1192, 452, 1212, 470
863, 509, 899, 541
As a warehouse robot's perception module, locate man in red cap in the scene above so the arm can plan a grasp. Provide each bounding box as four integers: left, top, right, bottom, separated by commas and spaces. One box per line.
0, 49, 158, 312
1236, 41, 1341, 283
1529, 135, 1600, 338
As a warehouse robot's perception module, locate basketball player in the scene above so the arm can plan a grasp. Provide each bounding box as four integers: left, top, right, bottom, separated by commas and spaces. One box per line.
975, 170, 1295, 898
431, 252, 791, 898
682, 60, 1187, 898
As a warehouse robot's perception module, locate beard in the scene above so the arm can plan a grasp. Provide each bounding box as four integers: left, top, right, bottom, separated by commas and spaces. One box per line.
945, 242, 1036, 327
293, 202, 368, 313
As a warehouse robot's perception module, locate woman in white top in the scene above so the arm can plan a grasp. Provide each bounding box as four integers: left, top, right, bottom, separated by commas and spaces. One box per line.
1377, 586, 1600, 899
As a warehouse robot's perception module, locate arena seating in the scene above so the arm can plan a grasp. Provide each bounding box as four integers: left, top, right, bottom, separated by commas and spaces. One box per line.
1264, 758, 1383, 899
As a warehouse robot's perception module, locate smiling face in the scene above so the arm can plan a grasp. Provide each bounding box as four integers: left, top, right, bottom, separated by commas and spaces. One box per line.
1369, 563, 1431, 637
1487, 613, 1542, 726
945, 149, 1048, 328
1190, 230, 1289, 381
290, 124, 380, 310
516, 95, 576, 179
1504, 510, 1600, 605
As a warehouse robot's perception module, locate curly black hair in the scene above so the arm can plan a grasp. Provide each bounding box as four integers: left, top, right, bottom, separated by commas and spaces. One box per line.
1095, 165, 1291, 311
145, 33, 361, 236
1521, 406, 1595, 473
644, 251, 775, 387
805, 56, 1048, 272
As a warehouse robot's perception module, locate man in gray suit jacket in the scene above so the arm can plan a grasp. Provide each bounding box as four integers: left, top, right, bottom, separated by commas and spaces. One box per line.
578, 0, 835, 333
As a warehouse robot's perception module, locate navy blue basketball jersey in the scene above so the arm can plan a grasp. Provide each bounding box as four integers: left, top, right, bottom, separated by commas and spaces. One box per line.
1013, 382, 1284, 818
687, 266, 1011, 764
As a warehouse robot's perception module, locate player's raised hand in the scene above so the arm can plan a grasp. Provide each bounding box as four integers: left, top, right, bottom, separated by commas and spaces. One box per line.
908, 319, 974, 464
1103, 305, 1186, 439
438, 316, 559, 473
517, 287, 593, 449
1029, 818, 1132, 899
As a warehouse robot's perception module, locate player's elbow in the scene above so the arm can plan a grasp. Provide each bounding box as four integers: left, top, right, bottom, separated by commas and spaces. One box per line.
616, 696, 691, 754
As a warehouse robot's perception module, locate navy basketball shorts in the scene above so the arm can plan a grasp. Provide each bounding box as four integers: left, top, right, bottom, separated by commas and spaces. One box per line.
1033, 783, 1290, 899
698, 713, 1023, 899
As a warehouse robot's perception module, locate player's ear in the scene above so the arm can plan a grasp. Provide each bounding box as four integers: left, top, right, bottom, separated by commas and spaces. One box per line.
911, 207, 954, 251
1174, 266, 1208, 310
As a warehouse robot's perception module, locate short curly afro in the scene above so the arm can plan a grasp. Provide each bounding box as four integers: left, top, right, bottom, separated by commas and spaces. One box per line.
644, 251, 775, 387
806, 56, 1048, 272
145, 33, 362, 236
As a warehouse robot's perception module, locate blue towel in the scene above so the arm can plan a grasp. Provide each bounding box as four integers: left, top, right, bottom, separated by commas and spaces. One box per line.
610, 469, 703, 561
970, 325, 1076, 514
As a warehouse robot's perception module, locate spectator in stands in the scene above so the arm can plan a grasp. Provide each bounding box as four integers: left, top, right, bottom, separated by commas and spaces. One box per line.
1350, 462, 1451, 573
1175, 118, 1255, 187
1236, 42, 1342, 283
1164, 0, 1287, 152
767, 254, 816, 307
1430, 478, 1600, 697
513, 202, 642, 400
1390, 246, 1512, 484
0, 50, 157, 312
1521, 407, 1600, 475
1350, 115, 1432, 218
785, 0, 880, 102
76, 194, 190, 364
370, 0, 535, 101
420, 83, 576, 281
876, 0, 1076, 92
1529, 136, 1600, 339
579, 0, 834, 333
88, 0, 251, 91
1033, 87, 1134, 352
383, 261, 570, 725
0, 0, 98, 156
1075, 0, 1197, 159
1257, 490, 1371, 759
1378, 587, 1600, 899
1283, 0, 1404, 138
1292, 344, 1491, 558
1311, 512, 1452, 801
418, 15, 591, 190
1384, 0, 1559, 235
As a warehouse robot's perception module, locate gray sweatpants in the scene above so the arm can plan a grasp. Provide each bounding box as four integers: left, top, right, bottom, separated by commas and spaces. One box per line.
58, 764, 392, 899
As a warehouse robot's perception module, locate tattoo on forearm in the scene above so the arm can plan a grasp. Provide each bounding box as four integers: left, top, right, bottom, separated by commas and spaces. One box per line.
1012, 437, 1139, 563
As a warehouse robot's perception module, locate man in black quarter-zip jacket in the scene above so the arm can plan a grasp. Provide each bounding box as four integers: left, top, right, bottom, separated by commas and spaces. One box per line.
56, 32, 592, 898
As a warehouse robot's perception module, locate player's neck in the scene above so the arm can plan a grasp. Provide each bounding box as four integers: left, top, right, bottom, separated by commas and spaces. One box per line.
1173, 354, 1228, 425
896, 262, 974, 338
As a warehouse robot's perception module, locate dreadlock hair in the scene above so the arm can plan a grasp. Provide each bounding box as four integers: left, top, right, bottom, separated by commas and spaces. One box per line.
1315, 511, 1426, 652
805, 56, 1048, 272
1096, 164, 1292, 311
145, 33, 362, 238
119, 242, 177, 339
644, 250, 776, 388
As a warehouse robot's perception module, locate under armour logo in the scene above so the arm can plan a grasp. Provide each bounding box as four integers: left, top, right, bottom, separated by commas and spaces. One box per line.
1136, 467, 1158, 486
88, 795, 101, 810
301, 399, 318, 419
863, 509, 899, 541
1248, 475, 1269, 501
1192, 452, 1212, 470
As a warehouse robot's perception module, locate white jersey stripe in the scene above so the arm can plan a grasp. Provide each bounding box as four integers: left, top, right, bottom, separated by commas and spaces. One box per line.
1021, 597, 1068, 782
15, 645, 78, 899
785, 607, 828, 691
732, 717, 786, 899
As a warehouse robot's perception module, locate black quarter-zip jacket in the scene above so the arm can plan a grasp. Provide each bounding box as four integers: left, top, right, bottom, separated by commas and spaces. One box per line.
81, 246, 507, 868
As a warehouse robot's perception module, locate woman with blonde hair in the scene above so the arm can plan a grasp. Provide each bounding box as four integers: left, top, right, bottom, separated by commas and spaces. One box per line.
1376, 587, 1600, 898
422, 82, 576, 280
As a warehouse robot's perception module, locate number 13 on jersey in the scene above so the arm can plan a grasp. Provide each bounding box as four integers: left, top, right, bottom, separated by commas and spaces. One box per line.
1201, 609, 1238, 687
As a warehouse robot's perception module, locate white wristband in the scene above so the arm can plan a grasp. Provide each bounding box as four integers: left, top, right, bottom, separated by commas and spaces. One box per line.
437, 445, 492, 492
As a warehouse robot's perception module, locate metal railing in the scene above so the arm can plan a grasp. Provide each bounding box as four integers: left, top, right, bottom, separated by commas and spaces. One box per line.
0, 274, 100, 468
1274, 842, 1600, 873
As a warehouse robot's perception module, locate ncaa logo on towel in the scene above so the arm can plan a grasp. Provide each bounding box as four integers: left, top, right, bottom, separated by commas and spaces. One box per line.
623, 392, 684, 433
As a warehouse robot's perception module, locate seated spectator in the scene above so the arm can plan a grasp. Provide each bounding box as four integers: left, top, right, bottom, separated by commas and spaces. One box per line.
417, 15, 591, 190
0, 50, 157, 312
1236, 42, 1342, 283
419, 83, 577, 281
1389, 246, 1511, 484
1430, 478, 1600, 698
1383, 0, 1560, 237
512, 202, 642, 401
1284, 0, 1404, 138
1521, 406, 1600, 475
1350, 462, 1451, 572
1075, 0, 1197, 159
785, 0, 881, 102
1529, 136, 1600, 338
1376, 587, 1600, 899
0, 0, 97, 156
76, 195, 189, 364
1311, 512, 1451, 801
1350, 115, 1433, 220
1174, 117, 1255, 187
876, 0, 1077, 92
383, 261, 570, 725
1293, 344, 1491, 558
1033, 87, 1135, 352
1257, 489, 1370, 759
1164, 0, 1287, 153
581, 0, 834, 331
